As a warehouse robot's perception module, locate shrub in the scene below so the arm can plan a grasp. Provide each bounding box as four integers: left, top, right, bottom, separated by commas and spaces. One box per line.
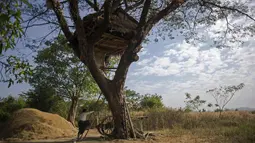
140, 94, 164, 109
0, 96, 27, 122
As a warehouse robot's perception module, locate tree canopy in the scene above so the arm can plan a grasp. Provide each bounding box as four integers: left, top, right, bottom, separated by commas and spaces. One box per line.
30, 35, 99, 98
29, 35, 99, 125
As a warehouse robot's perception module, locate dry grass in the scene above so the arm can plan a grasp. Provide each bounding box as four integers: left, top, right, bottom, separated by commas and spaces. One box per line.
0, 108, 77, 141
1, 108, 254, 143
131, 109, 255, 143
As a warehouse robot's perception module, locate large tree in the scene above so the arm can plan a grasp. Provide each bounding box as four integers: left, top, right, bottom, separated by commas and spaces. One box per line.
18, 0, 255, 138
30, 35, 99, 125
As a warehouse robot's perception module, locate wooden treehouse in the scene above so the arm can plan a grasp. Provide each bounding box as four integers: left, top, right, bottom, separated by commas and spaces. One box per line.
76, 8, 140, 70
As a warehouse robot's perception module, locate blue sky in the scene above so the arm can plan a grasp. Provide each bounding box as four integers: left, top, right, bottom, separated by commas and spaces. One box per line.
1, 1, 255, 109
125, 16, 255, 108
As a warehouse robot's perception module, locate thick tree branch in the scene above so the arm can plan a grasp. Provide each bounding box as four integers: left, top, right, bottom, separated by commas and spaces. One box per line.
113, 43, 137, 83
123, 0, 128, 9
138, 0, 151, 28
85, 0, 99, 11
125, 0, 145, 12
69, 0, 81, 26
201, 0, 255, 22
146, 0, 185, 29
88, 0, 111, 43
50, 0, 73, 42
113, 0, 153, 84
94, 0, 99, 10
60, 0, 68, 4
114, 0, 186, 88
111, 0, 122, 12
69, 0, 89, 65
67, 1, 111, 99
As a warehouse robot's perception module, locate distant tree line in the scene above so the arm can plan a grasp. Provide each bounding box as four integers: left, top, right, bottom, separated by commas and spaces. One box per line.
0, 87, 164, 123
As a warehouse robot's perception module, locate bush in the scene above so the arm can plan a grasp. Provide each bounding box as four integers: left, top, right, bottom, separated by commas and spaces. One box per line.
140, 94, 164, 109
0, 96, 27, 122
49, 100, 69, 118
20, 87, 69, 118
0, 110, 10, 122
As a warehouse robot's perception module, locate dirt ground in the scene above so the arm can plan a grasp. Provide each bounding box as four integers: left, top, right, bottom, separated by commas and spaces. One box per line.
0, 129, 219, 143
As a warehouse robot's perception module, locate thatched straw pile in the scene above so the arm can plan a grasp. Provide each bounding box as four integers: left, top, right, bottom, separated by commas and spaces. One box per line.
0, 108, 77, 141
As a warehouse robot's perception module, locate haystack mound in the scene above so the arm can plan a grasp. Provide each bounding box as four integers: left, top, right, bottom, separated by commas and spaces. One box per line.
0, 108, 77, 141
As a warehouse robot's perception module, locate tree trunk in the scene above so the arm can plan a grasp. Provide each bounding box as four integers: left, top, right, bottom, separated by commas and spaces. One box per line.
74, 35, 141, 139
67, 97, 79, 126
105, 85, 128, 139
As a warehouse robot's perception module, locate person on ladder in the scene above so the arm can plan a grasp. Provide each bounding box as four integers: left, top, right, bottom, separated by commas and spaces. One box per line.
77, 108, 94, 140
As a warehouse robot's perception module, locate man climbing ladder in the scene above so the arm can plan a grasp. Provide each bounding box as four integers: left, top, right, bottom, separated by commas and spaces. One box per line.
77, 108, 94, 140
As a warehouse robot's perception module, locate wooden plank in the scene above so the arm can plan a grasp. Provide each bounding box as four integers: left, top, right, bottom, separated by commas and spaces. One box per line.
97, 44, 127, 49
95, 46, 119, 51
101, 41, 127, 47
102, 33, 125, 40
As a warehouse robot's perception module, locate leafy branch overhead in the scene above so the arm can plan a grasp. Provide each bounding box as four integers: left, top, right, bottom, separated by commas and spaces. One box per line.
0, 0, 33, 87
5, 0, 254, 86
0, 56, 33, 87
0, 0, 32, 54
40, 0, 254, 65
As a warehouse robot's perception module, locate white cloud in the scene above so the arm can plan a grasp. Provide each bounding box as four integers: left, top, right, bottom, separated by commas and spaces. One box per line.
133, 40, 231, 77
138, 45, 150, 56
136, 58, 153, 66
133, 56, 182, 76
128, 11, 255, 108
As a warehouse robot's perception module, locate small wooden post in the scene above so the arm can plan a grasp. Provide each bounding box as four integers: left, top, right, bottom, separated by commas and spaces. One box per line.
139, 120, 143, 132
96, 116, 99, 126
124, 97, 136, 138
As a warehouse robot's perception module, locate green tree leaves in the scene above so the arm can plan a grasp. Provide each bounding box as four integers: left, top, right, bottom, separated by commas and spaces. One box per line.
0, 0, 33, 87
184, 93, 206, 112
28, 35, 100, 124
1, 56, 33, 87
30, 35, 99, 99
140, 94, 164, 109
0, 95, 27, 122
0, 0, 30, 53
19, 86, 69, 118
125, 87, 142, 110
